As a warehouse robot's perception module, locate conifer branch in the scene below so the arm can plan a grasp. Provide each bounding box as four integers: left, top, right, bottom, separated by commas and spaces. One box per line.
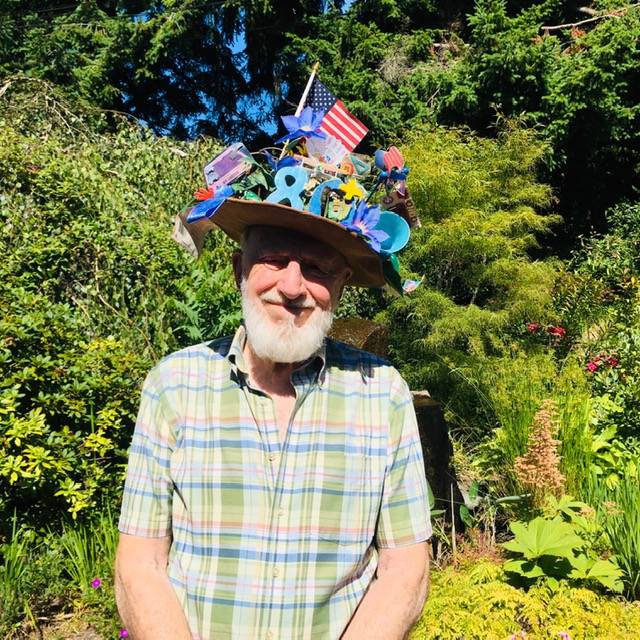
541, 3, 639, 32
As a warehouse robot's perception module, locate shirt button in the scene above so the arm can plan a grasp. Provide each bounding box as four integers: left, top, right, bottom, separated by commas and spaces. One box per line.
278, 508, 285, 518
268, 453, 277, 462
266, 631, 274, 640
273, 566, 280, 577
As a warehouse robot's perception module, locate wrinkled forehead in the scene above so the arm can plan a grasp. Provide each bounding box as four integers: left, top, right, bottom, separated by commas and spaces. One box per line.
243, 225, 347, 268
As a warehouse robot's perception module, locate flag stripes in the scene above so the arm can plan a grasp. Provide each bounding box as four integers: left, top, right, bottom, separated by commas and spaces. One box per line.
305, 79, 368, 152
320, 100, 368, 151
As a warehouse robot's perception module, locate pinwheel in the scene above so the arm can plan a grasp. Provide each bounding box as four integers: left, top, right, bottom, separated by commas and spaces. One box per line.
275, 107, 327, 144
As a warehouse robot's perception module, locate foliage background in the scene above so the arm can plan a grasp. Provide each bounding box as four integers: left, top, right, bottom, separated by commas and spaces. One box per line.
1, 0, 640, 636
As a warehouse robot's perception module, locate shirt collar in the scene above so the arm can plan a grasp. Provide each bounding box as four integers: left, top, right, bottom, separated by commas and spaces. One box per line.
227, 324, 327, 382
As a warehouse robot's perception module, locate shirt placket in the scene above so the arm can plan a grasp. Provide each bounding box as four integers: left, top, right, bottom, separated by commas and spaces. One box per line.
267, 371, 318, 638
237, 377, 280, 638
238, 359, 319, 640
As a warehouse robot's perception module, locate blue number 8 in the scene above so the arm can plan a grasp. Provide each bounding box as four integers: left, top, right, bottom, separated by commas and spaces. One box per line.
265, 167, 309, 210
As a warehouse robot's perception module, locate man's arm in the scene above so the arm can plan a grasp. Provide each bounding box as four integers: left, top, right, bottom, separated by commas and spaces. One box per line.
115, 533, 192, 640
340, 542, 430, 640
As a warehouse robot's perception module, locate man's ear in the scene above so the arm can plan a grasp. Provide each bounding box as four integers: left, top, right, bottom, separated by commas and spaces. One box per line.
232, 251, 243, 289
338, 268, 353, 298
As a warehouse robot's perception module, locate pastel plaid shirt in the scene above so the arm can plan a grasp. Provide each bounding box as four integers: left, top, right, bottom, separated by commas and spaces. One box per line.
118, 326, 431, 640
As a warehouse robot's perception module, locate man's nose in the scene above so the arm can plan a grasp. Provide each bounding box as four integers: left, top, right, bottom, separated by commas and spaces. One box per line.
277, 260, 306, 300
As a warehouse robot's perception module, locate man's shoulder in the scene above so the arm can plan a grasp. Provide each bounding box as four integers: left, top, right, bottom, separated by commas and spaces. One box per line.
324, 337, 390, 368
324, 337, 407, 389
149, 335, 234, 379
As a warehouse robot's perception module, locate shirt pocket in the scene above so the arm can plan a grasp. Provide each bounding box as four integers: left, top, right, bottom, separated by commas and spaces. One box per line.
313, 451, 378, 547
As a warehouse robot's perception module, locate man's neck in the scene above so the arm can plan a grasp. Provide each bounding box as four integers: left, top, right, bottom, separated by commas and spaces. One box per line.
243, 342, 297, 396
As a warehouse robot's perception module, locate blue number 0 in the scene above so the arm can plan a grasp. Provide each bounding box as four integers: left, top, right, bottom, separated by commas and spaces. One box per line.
307, 178, 342, 215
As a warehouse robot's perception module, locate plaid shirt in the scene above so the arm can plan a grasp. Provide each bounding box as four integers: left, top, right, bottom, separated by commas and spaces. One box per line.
118, 326, 431, 640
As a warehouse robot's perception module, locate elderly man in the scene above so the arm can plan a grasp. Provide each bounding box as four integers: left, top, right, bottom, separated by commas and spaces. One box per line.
115, 145, 431, 639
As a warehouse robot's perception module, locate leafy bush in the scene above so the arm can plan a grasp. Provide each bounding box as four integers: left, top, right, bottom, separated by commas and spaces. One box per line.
560, 201, 640, 439
381, 122, 560, 436
0, 81, 236, 529
502, 515, 623, 593
410, 560, 640, 640
587, 469, 640, 600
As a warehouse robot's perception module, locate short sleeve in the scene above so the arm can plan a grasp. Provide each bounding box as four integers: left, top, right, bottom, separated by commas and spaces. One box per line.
375, 373, 432, 547
118, 366, 177, 538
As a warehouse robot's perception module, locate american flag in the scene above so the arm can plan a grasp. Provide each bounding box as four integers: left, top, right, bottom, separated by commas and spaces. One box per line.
305, 79, 368, 152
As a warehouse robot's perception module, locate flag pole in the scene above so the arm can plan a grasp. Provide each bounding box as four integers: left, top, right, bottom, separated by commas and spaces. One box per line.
279, 61, 320, 159
295, 61, 320, 117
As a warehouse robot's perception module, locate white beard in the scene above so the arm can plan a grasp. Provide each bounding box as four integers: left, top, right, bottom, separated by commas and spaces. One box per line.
240, 279, 334, 363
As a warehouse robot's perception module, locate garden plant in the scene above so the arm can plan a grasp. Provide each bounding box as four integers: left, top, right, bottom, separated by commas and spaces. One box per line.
2, 1, 640, 638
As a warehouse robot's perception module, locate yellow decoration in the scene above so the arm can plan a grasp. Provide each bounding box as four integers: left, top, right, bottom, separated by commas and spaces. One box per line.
339, 178, 365, 201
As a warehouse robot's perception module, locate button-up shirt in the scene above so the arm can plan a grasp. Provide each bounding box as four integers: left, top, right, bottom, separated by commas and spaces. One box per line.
119, 326, 431, 640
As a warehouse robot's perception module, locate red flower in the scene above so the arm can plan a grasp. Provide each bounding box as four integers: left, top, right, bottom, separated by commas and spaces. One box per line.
526, 322, 541, 333
586, 361, 598, 373
194, 186, 216, 201
547, 325, 566, 338
606, 356, 619, 367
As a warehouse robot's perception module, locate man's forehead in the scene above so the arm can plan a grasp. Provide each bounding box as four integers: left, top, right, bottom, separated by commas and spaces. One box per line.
246, 226, 346, 264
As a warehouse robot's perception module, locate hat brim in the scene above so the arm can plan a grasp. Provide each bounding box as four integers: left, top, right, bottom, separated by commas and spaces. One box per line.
206, 198, 385, 288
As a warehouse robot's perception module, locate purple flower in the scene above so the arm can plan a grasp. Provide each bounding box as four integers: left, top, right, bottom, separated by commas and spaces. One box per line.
341, 201, 389, 253
187, 185, 235, 223
275, 107, 327, 144
119, 629, 129, 638
90, 577, 102, 589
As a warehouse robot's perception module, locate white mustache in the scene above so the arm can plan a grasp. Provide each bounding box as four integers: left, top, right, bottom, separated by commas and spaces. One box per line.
259, 293, 315, 310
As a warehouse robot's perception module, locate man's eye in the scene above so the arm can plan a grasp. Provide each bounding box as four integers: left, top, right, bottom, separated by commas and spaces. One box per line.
301, 263, 331, 279
260, 257, 288, 269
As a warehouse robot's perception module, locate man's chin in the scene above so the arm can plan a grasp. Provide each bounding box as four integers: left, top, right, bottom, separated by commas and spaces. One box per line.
244, 309, 333, 364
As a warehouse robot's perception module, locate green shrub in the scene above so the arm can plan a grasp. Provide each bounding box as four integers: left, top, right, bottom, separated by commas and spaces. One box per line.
587, 469, 640, 600
0, 82, 233, 529
410, 560, 640, 640
563, 201, 640, 438
502, 515, 623, 593
381, 123, 561, 438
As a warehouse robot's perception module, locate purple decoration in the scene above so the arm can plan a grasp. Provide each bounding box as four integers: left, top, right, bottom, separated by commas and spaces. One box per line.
341, 201, 389, 253
275, 107, 327, 144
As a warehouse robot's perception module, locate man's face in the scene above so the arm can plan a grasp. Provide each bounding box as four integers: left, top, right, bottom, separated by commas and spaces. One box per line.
233, 226, 351, 363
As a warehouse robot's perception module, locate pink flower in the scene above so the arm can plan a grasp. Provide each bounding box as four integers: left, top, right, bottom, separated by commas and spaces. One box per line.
119, 630, 129, 638
547, 325, 566, 338
586, 361, 598, 373
526, 322, 541, 333
90, 577, 102, 589
559, 633, 571, 640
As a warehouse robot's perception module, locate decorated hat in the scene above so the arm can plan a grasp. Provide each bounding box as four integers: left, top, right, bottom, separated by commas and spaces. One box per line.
173, 71, 420, 291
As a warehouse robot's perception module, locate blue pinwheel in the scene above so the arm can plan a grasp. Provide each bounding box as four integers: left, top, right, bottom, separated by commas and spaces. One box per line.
275, 107, 327, 144
187, 185, 235, 222
262, 150, 301, 172
341, 201, 389, 254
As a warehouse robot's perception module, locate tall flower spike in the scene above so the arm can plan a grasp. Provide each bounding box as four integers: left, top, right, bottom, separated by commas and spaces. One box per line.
275, 107, 327, 144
